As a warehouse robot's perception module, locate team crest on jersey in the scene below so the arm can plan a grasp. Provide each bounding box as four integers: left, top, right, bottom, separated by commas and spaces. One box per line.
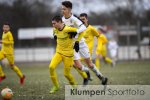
69, 20, 74, 27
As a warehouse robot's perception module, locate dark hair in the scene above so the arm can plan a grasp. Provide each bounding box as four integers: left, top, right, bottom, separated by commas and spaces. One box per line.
52, 15, 62, 22
80, 13, 88, 19
62, 1, 72, 9
3, 22, 10, 26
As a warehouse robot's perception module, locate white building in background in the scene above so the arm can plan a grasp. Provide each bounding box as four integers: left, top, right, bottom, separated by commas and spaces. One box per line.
18, 27, 54, 40
2, 27, 147, 63
16, 27, 55, 62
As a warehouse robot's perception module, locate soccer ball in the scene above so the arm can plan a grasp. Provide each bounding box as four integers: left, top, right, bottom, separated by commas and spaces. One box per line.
1, 88, 13, 99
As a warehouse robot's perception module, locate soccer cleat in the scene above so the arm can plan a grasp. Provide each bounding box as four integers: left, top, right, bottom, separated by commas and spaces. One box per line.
0, 76, 6, 83
86, 71, 93, 81
83, 78, 89, 85
20, 75, 25, 85
49, 86, 59, 94
101, 77, 108, 85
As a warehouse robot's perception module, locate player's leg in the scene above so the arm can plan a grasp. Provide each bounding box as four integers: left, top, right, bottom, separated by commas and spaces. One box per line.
102, 45, 113, 64
104, 57, 112, 64
73, 65, 89, 78
63, 55, 76, 86
84, 57, 108, 85
110, 50, 117, 66
80, 46, 108, 85
76, 42, 93, 82
0, 52, 6, 82
73, 60, 90, 85
95, 50, 101, 69
73, 51, 89, 85
6, 55, 25, 85
49, 53, 62, 93
95, 56, 101, 69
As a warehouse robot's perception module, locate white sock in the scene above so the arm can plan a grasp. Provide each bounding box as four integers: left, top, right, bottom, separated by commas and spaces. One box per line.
81, 65, 89, 72
91, 64, 103, 77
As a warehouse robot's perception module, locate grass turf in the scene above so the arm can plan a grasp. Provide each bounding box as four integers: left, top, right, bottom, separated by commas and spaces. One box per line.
0, 61, 150, 100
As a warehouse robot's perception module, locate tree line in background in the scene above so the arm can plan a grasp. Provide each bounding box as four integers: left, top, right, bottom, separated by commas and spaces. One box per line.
0, 0, 150, 47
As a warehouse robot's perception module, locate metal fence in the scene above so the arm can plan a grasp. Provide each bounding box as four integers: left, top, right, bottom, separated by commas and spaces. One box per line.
114, 23, 150, 60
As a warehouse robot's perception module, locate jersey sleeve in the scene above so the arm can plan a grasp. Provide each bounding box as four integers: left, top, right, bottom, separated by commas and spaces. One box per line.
73, 16, 86, 34
76, 31, 85, 42
91, 26, 99, 37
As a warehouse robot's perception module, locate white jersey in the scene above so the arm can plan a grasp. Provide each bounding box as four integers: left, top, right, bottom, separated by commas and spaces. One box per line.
108, 40, 118, 57
108, 41, 118, 50
62, 14, 86, 44
62, 14, 90, 60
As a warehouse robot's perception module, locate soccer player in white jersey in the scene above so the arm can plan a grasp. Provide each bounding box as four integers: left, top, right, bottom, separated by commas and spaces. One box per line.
61, 1, 108, 85
108, 38, 118, 66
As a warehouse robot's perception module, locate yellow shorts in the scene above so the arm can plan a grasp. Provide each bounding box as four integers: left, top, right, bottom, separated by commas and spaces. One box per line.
0, 51, 14, 65
50, 52, 73, 70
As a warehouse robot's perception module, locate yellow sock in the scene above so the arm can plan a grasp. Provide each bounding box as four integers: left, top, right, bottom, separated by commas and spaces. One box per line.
74, 67, 87, 79
50, 66, 59, 87
64, 69, 76, 86
65, 74, 76, 86
50, 76, 59, 87
95, 58, 100, 69
0, 65, 5, 77
105, 57, 113, 64
12, 66, 23, 78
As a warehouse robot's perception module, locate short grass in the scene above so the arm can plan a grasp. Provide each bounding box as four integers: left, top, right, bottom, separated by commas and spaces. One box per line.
0, 61, 150, 100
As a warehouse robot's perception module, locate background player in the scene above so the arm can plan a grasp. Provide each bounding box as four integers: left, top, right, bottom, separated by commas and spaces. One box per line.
108, 38, 118, 66
95, 27, 114, 68
0, 23, 25, 85
79, 13, 99, 57
49, 16, 77, 94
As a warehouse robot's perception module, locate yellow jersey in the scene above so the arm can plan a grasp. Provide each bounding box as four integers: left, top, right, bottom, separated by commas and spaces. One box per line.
1, 31, 14, 54
53, 25, 77, 57
96, 33, 108, 51
83, 25, 99, 54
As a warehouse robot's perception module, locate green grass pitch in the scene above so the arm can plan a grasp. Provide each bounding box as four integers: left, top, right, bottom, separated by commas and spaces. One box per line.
0, 61, 150, 100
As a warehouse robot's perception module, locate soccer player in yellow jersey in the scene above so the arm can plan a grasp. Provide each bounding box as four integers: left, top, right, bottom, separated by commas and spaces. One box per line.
95, 27, 114, 68
79, 13, 99, 56
0, 23, 25, 85
49, 16, 77, 94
